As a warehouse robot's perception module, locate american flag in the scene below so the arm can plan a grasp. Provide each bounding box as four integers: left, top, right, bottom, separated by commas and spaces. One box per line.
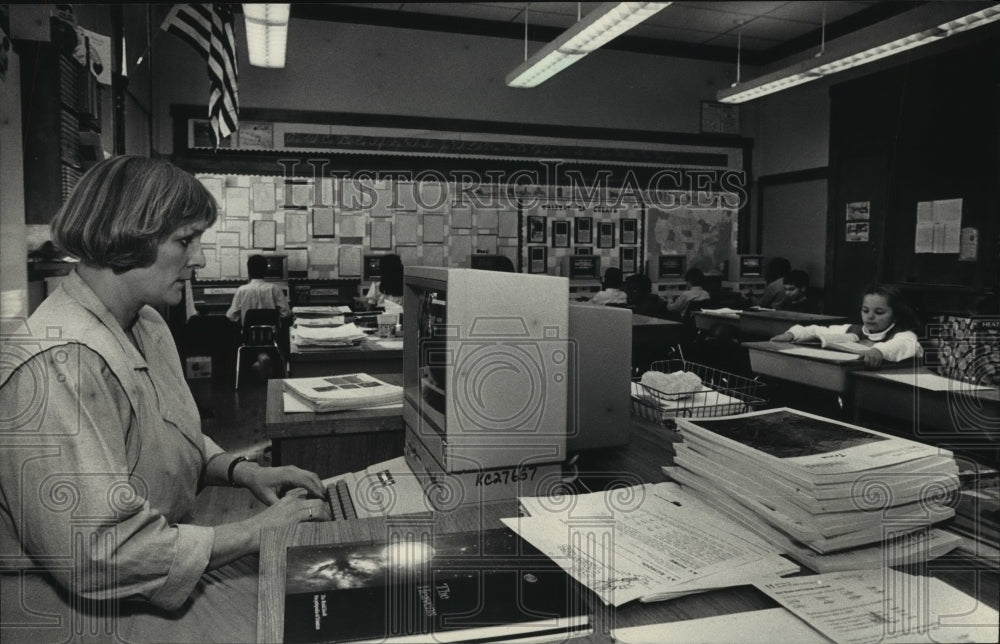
162, 4, 239, 147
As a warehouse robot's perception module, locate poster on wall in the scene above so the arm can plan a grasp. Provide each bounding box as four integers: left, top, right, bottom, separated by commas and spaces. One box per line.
620, 218, 638, 245
597, 221, 616, 249
252, 219, 276, 249
312, 207, 335, 238
528, 215, 547, 244
284, 212, 308, 246
574, 217, 593, 244
845, 201, 870, 221
620, 247, 637, 274
552, 221, 570, 248
528, 246, 547, 274
846, 222, 869, 242
370, 219, 393, 250
915, 198, 962, 254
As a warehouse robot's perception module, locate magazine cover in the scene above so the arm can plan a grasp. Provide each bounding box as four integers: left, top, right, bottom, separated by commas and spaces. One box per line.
283, 526, 590, 643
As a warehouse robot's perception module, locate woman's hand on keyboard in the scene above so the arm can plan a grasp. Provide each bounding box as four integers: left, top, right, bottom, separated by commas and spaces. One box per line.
233, 462, 327, 506
248, 493, 332, 532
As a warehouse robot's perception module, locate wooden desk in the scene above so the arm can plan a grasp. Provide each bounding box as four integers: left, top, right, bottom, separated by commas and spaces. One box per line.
693, 309, 740, 333
264, 377, 405, 478
743, 340, 864, 393
852, 366, 1000, 464
257, 416, 998, 643
631, 314, 684, 371
288, 337, 403, 377
738, 311, 847, 341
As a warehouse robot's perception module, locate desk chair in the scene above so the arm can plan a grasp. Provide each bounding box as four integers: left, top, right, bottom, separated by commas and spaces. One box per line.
235, 308, 286, 389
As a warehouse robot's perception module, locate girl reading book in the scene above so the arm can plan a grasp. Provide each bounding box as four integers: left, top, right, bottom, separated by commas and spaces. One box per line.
771, 284, 922, 368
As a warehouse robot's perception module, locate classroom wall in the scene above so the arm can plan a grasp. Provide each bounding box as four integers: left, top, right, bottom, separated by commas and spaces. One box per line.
150, 15, 746, 155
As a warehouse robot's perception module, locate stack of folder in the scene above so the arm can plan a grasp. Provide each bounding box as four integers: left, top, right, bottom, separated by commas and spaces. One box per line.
665, 407, 962, 572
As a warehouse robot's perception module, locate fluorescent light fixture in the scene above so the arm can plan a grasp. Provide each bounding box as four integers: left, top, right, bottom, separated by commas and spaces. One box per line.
244, 3, 290, 68
718, 3, 1000, 103
507, 2, 671, 88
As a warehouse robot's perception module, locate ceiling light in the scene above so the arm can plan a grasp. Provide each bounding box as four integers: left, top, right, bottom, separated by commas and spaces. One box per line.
244, 3, 290, 68
507, 2, 671, 88
718, 3, 1000, 104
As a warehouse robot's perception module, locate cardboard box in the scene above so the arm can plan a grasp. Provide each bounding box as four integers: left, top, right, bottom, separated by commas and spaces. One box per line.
185, 356, 212, 380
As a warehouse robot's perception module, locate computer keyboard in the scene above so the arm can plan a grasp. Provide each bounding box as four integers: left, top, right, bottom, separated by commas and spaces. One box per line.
326, 478, 358, 521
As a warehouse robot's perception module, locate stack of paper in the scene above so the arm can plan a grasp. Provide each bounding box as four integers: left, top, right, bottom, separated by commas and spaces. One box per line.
293, 316, 346, 327
506, 482, 798, 607
291, 305, 352, 315
290, 322, 367, 348
665, 408, 961, 572
282, 373, 403, 412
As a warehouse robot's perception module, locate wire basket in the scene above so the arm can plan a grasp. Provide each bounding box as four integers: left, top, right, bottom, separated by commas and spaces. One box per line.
632, 359, 767, 423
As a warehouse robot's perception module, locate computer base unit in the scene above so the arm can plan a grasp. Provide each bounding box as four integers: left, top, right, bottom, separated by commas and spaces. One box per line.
403, 426, 564, 510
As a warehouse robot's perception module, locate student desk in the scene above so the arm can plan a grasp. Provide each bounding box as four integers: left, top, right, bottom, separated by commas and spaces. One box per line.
264, 376, 405, 478
852, 366, 1000, 463
738, 311, 847, 341
256, 415, 998, 643
692, 309, 740, 333
288, 336, 403, 378
743, 341, 865, 393
631, 313, 684, 371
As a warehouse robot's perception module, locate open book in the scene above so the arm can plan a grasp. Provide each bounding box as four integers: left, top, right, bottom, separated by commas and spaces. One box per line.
282, 373, 403, 412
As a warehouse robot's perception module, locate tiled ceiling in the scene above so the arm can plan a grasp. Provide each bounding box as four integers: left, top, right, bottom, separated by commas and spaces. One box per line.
302, 2, 916, 64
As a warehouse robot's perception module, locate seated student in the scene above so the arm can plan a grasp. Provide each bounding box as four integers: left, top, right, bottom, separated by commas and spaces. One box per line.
226, 254, 291, 380
225, 254, 291, 325
590, 267, 628, 306
776, 270, 815, 313
624, 273, 666, 317
746, 257, 791, 308
667, 268, 712, 316
365, 254, 404, 314
771, 284, 922, 367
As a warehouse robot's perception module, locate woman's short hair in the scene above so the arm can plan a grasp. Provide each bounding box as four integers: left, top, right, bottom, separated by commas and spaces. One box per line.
51, 156, 218, 274
379, 254, 405, 297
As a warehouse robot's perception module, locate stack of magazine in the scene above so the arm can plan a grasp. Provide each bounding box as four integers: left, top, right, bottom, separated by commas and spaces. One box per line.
664, 407, 962, 572
283, 373, 403, 412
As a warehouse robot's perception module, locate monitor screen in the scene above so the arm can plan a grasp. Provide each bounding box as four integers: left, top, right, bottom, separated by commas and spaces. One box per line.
658, 254, 686, 280
739, 255, 765, 278
562, 255, 600, 279
258, 255, 287, 280
363, 255, 383, 281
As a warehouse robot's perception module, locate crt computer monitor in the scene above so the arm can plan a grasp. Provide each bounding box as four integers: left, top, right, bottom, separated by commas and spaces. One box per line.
469, 254, 511, 272
560, 255, 601, 280
656, 254, 687, 280
363, 254, 383, 282
738, 254, 765, 279
257, 255, 287, 280
402, 267, 569, 473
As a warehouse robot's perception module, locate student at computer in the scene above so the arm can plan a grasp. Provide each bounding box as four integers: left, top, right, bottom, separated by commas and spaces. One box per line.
225, 254, 291, 324
667, 268, 712, 315
590, 267, 628, 305
746, 257, 791, 308
0, 156, 331, 642
624, 272, 666, 317
771, 284, 922, 367
775, 270, 815, 313
365, 253, 404, 314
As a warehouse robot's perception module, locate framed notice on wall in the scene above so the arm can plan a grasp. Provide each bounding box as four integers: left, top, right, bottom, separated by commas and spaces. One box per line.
574, 217, 593, 244
528, 246, 547, 274
597, 221, 616, 249
252, 220, 276, 249
700, 101, 740, 135
620, 218, 637, 245
552, 220, 570, 248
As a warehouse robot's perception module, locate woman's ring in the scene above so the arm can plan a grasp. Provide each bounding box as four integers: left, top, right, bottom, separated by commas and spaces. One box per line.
308, 508, 313, 519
